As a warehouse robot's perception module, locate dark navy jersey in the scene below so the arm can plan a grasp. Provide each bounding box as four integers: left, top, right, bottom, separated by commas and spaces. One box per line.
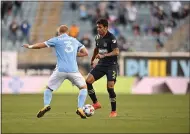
95, 31, 118, 66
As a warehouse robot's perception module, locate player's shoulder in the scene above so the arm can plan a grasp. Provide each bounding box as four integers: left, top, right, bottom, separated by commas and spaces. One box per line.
107, 31, 116, 39
68, 36, 81, 45
53, 36, 59, 40
73, 37, 80, 43
107, 32, 117, 44
48, 36, 58, 41
67, 35, 76, 41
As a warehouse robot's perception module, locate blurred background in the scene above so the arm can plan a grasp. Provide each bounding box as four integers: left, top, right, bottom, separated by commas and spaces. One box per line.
1, 1, 190, 94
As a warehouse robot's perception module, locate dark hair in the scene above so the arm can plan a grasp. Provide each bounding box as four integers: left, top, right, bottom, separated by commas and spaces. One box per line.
96, 18, 108, 27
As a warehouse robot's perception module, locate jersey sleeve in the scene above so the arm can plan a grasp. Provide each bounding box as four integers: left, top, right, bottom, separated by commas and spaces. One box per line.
76, 39, 85, 52
44, 37, 57, 47
110, 36, 118, 49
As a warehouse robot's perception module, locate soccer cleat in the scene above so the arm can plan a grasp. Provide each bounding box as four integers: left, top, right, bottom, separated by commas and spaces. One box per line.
109, 111, 117, 117
76, 108, 87, 119
37, 105, 51, 118
92, 102, 101, 110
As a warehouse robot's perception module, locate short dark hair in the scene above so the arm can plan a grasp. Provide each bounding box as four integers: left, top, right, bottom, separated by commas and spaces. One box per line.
96, 18, 108, 27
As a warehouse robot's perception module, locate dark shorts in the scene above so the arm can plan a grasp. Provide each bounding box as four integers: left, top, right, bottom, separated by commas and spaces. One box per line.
90, 64, 118, 82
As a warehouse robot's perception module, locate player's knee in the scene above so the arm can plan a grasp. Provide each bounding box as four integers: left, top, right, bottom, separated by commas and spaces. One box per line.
46, 86, 53, 92
107, 85, 114, 89
86, 78, 95, 85
107, 88, 116, 98
107, 82, 115, 89
86, 74, 95, 84
79, 84, 87, 90
86, 79, 91, 84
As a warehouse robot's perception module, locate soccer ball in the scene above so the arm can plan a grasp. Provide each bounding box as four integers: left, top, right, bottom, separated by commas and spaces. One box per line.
83, 104, 95, 117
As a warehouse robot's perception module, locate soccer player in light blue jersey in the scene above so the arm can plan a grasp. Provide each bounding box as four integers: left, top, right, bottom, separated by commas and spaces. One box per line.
22, 25, 88, 119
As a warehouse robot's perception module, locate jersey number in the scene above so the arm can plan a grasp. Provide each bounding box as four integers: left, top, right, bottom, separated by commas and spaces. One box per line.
64, 41, 74, 53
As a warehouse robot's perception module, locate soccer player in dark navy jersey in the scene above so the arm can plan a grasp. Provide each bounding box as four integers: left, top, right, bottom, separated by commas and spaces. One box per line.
86, 18, 119, 117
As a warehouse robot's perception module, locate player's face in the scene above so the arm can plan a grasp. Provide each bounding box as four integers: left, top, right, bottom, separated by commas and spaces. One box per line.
97, 24, 108, 36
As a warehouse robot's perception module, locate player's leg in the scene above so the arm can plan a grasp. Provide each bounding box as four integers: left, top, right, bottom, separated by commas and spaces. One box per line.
68, 73, 87, 119
86, 73, 97, 103
37, 70, 65, 118
44, 70, 65, 106
106, 67, 117, 117
86, 66, 105, 109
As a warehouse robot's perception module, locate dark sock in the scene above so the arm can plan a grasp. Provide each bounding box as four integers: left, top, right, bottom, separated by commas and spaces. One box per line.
107, 88, 116, 111
86, 82, 97, 103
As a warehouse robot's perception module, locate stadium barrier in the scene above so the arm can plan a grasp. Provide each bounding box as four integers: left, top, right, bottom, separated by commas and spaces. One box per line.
131, 77, 189, 94
2, 76, 134, 94
2, 52, 189, 94
2, 76, 48, 94
119, 52, 190, 94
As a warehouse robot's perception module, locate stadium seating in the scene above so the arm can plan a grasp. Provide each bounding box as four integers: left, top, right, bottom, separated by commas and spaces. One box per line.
1, 1, 189, 67
163, 17, 189, 52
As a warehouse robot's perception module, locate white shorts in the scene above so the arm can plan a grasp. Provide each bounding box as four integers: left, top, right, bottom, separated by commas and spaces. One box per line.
47, 68, 86, 91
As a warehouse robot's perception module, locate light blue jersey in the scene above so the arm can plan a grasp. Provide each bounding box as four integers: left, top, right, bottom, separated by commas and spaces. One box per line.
44, 34, 85, 73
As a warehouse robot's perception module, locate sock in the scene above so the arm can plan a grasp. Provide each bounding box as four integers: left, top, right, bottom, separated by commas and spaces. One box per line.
86, 82, 98, 103
44, 88, 53, 106
78, 89, 87, 108
107, 88, 116, 111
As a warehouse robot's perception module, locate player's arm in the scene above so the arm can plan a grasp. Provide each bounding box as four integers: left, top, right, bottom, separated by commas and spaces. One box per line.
104, 48, 119, 57
91, 35, 100, 62
90, 47, 99, 67
22, 37, 56, 49
95, 48, 119, 59
77, 47, 88, 57
77, 39, 88, 57
91, 47, 99, 62
22, 43, 47, 49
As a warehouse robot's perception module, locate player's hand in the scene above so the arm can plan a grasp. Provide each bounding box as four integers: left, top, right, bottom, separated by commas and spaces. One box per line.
22, 44, 30, 48
95, 54, 105, 59
90, 60, 93, 66
91, 61, 97, 68
91, 61, 95, 68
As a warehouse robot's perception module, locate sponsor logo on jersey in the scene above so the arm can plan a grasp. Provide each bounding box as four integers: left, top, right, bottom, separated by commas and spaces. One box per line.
112, 39, 116, 43
99, 49, 108, 54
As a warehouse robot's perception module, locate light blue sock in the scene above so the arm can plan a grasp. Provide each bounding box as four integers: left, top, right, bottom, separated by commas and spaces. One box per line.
78, 89, 87, 108
44, 89, 52, 106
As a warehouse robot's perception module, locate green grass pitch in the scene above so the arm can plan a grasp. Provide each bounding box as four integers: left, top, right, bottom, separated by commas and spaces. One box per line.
2, 94, 189, 133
